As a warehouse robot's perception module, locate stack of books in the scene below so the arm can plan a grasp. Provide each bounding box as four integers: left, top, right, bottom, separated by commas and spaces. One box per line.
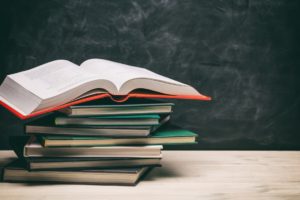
3, 99, 198, 185
0, 58, 210, 185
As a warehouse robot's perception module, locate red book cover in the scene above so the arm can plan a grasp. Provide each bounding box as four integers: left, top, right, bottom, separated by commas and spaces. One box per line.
0, 92, 211, 120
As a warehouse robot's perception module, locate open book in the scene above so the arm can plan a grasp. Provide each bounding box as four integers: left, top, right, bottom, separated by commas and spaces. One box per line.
0, 59, 210, 119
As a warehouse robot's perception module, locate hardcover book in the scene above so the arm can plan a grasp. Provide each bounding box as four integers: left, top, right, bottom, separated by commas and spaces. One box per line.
3, 160, 151, 185
54, 114, 162, 126
0, 59, 210, 119
27, 157, 161, 171
58, 99, 174, 116
38, 125, 198, 147
24, 136, 163, 158
9, 136, 162, 170
25, 113, 170, 137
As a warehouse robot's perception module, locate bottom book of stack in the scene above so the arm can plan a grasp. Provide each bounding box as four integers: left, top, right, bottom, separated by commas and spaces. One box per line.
3, 136, 163, 185
3, 160, 151, 185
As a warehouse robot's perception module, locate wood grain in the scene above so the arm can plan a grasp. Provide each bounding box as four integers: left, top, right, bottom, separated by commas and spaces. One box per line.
0, 150, 300, 200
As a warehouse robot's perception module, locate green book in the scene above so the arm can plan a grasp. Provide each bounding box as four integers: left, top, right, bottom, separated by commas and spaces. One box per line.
38, 125, 198, 147
59, 99, 174, 116
55, 114, 162, 126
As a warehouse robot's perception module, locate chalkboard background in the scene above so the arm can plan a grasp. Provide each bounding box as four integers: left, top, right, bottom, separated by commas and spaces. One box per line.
0, 0, 299, 150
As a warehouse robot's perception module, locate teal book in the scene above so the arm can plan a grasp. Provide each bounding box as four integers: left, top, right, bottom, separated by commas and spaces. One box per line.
59, 99, 174, 116
38, 125, 198, 147
26, 114, 170, 137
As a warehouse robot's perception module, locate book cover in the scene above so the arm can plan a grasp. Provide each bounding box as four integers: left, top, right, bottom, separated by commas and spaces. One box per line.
3, 159, 152, 185
38, 124, 198, 147
0, 59, 211, 119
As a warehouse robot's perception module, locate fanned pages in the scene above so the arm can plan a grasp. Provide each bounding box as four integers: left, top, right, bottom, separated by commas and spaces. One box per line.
0, 59, 211, 119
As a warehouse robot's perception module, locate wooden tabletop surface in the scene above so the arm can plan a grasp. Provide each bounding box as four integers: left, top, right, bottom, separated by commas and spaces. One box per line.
0, 150, 300, 200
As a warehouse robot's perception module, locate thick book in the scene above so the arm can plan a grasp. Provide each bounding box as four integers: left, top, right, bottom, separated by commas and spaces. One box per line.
38, 126, 198, 147
9, 136, 161, 170
59, 99, 174, 116
0, 59, 211, 119
27, 157, 161, 170
25, 113, 170, 137
3, 160, 150, 185
24, 136, 163, 158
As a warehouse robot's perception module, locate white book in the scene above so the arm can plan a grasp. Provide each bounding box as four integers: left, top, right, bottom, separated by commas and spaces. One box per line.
0, 58, 209, 116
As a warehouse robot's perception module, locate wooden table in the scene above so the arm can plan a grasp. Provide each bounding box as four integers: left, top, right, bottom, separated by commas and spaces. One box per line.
0, 150, 300, 200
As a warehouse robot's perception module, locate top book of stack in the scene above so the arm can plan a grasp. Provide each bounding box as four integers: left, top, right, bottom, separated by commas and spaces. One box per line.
0, 59, 211, 119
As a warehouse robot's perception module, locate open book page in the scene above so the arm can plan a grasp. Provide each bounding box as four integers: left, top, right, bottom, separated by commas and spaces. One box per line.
0, 58, 208, 117
81, 59, 186, 91
8, 60, 98, 99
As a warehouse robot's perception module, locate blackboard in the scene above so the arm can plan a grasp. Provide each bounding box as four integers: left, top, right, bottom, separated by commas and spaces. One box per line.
0, 0, 299, 149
